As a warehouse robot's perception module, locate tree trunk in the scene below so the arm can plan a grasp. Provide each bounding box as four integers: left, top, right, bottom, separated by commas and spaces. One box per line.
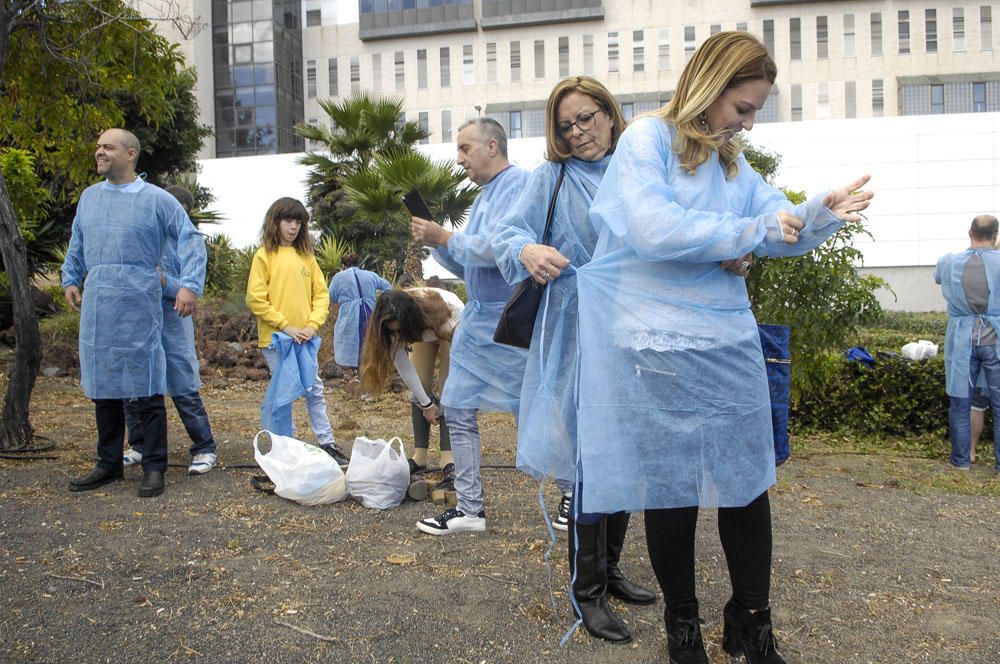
0, 171, 40, 450
403, 240, 424, 285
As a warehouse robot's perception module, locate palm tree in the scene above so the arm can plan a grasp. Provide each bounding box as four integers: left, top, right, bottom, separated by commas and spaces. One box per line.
296, 92, 477, 282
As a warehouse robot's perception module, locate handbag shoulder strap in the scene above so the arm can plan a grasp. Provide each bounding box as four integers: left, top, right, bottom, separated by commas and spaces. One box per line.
540, 162, 567, 246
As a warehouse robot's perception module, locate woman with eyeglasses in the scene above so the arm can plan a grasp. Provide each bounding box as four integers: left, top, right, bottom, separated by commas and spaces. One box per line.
492, 76, 656, 644
574, 32, 873, 663
359, 287, 464, 475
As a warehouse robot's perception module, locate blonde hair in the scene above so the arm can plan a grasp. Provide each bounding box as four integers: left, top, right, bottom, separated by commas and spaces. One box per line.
260, 197, 314, 254
359, 288, 454, 395
655, 31, 776, 178
544, 76, 627, 162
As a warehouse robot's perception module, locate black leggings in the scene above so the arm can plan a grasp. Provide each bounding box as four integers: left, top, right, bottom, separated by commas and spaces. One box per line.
644, 491, 772, 610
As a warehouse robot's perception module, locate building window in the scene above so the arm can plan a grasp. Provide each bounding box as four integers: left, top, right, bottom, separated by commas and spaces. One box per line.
328, 58, 339, 97
510, 41, 521, 82
658, 28, 670, 69
394, 51, 404, 90
973, 81, 987, 111
440, 47, 451, 88
684, 25, 696, 62
872, 79, 884, 116
417, 49, 427, 89
559, 37, 569, 78
845, 81, 856, 118
736, 22, 747, 32
582, 35, 594, 75
817, 81, 830, 118
306, 9, 320, 27
982, 6, 993, 50
441, 109, 452, 142
898, 10, 910, 54
790, 18, 801, 60
534, 39, 545, 79
871, 13, 883, 56
710, 24, 721, 35
463, 44, 474, 86
816, 16, 828, 58
509, 110, 522, 139
486, 42, 497, 84
306, 59, 316, 97
925, 9, 937, 53
844, 14, 856, 57
790, 84, 802, 120
608, 32, 619, 72
372, 53, 382, 92
621, 102, 634, 121
954, 8, 966, 52
930, 83, 944, 113
350, 55, 360, 93
418, 111, 429, 144
633, 30, 644, 72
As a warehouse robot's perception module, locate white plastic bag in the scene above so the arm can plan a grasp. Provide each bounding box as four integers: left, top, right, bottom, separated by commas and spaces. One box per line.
253, 430, 348, 506
901, 339, 939, 361
346, 436, 410, 510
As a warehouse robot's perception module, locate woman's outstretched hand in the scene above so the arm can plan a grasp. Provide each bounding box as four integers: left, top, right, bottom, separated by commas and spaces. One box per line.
824, 174, 874, 223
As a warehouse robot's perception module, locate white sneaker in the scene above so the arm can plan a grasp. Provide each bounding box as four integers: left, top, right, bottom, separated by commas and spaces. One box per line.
417, 508, 486, 535
123, 448, 143, 467
188, 453, 217, 475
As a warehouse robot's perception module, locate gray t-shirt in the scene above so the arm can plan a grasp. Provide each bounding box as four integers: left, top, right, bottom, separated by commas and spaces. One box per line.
961, 253, 997, 346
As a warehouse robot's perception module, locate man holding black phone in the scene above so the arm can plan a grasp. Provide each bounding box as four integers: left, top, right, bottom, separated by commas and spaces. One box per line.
409, 118, 530, 535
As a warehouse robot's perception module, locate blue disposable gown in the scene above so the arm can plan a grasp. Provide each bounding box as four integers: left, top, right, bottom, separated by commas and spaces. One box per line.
261, 332, 322, 436
329, 267, 391, 368
435, 165, 531, 412
576, 117, 844, 512
934, 248, 1000, 397
492, 156, 611, 483
61, 180, 206, 399
161, 236, 208, 396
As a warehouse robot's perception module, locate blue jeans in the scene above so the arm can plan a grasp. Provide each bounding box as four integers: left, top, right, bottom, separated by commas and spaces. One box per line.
445, 407, 485, 516
949, 344, 1000, 469
261, 347, 336, 447
125, 392, 216, 458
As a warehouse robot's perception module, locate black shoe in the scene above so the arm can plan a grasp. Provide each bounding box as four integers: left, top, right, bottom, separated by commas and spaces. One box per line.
722, 598, 786, 664
436, 462, 456, 491
666, 603, 709, 664
320, 442, 350, 465
569, 517, 632, 644
69, 466, 123, 492
605, 512, 658, 605
408, 458, 427, 475
138, 470, 165, 497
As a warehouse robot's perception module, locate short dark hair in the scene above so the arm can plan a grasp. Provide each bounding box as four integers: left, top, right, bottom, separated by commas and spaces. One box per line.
165, 185, 195, 213
971, 214, 999, 241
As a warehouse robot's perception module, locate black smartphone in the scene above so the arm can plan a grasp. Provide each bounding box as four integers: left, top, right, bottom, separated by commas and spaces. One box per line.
402, 188, 434, 220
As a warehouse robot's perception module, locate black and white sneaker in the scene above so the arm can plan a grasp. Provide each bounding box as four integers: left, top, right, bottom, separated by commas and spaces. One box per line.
553, 494, 571, 532
416, 507, 486, 535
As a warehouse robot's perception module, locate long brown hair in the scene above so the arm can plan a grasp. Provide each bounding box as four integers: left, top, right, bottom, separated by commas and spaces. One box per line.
544, 76, 627, 162
260, 197, 315, 254
655, 31, 776, 178
359, 288, 454, 394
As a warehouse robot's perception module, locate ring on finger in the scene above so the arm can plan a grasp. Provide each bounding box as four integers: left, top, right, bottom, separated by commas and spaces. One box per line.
741, 261, 751, 271
540, 270, 551, 281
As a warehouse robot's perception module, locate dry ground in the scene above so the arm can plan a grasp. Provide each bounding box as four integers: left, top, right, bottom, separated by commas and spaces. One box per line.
1, 377, 999, 663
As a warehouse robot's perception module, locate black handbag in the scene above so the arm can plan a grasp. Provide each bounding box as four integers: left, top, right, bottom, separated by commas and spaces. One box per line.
493, 163, 566, 348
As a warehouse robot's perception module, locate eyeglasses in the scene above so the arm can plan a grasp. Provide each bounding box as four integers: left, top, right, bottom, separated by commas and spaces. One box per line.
556, 109, 603, 137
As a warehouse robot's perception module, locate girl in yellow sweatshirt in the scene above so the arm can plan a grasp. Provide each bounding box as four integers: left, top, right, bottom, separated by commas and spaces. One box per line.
245, 197, 346, 462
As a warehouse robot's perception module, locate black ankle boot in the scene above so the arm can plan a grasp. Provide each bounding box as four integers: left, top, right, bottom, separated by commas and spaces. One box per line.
569, 517, 631, 643
722, 597, 786, 664
605, 512, 657, 605
665, 602, 708, 664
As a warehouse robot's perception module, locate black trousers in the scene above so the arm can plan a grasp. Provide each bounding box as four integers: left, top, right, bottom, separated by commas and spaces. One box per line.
94, 396, 167, 472
644, 491, 772, 610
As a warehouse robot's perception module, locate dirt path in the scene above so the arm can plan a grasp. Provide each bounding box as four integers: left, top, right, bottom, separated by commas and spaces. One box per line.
1, 378, 998, 663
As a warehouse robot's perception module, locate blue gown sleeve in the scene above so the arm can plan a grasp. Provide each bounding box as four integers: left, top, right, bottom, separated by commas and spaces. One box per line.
590, 120, 772, 263
163, 197, 207, 296
430, 245, 466, 280
491, 166, 554, 285
374, 274, 392, 292
60, 211, 86, 288
162, 273, 182, 299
